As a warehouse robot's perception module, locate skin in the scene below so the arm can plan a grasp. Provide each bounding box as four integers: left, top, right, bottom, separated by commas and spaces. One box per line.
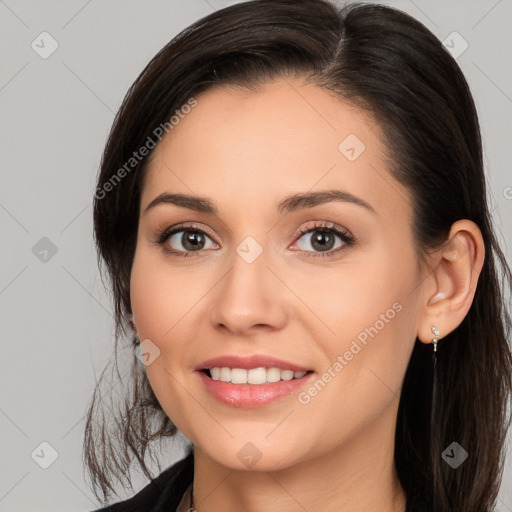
129, 77, 485, 512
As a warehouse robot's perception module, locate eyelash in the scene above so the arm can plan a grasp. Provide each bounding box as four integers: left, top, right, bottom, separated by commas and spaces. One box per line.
153, 220, 356, 259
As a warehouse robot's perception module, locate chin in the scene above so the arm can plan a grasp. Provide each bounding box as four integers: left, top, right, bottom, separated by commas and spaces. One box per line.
199, 440, 307, 473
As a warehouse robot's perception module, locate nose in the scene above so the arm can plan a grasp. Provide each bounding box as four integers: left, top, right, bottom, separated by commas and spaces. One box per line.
208, 246, 288, 336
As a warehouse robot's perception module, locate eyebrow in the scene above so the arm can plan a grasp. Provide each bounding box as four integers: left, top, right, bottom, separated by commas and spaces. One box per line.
143, 189, 376, 216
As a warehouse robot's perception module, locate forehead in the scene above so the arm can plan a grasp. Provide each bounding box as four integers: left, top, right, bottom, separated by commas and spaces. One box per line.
141, 78, 410, 222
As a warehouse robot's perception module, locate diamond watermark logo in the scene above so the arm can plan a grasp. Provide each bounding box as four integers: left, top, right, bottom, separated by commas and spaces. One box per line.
442, 32, 468, 59
237, 442, 262, 468
442, 441, 468, 469
135, 338, 161, 366
31, 32, 59, 59
32, 237, 58, 263
339, 134, 366, 161
236, 236, 263, 264
31, 441, 59, 469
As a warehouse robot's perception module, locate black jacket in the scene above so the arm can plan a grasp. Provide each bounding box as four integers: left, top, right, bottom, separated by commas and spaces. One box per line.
92, 448, 194, 512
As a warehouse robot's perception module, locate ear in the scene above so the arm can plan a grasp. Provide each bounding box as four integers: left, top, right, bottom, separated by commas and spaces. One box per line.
417, 219, 485, 347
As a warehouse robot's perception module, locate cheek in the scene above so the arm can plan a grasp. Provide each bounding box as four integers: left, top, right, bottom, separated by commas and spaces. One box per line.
129, 248, 209, 392
130, 247, 194, 339
290, 262, 405, 345
130, 255, 162, 338
130, 253, 197, 429
298, 302, 416, 450
306, 252, 419, 394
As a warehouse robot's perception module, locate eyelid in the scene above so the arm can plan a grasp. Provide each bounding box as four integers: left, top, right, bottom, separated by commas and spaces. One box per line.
288, 220, 355, 255
290, 220, 352, 242
158, 221, 218, 242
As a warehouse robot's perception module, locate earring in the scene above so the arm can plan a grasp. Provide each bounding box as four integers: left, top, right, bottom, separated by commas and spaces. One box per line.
430, 325, 440, 511
431, 326, 440, 352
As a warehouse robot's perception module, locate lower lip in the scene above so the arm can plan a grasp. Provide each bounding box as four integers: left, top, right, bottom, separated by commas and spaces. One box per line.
197, 370, 316, 408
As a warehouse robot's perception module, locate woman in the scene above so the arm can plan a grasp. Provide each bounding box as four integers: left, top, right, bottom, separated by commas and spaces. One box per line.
85, 0, 512, 511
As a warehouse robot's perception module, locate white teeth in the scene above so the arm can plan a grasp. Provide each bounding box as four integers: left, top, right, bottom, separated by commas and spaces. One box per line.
248, 367, 266, 384
281, 370, 294, 381
267, 367, 281, 383
231, 368, 248, 384
219, 367, 231, 382
208, 367, 308, 384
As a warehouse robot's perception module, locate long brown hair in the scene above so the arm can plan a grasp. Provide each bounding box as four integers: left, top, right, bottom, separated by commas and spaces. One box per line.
85, 1, 512, 510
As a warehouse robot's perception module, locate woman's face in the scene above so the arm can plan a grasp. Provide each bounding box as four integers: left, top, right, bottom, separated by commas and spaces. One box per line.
130, 77, 424, 471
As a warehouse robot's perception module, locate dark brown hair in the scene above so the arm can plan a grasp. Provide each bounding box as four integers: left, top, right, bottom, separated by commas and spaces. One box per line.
85, 1, 512, 510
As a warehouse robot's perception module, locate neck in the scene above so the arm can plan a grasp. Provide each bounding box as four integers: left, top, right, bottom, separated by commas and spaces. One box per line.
190, 404, 406, 512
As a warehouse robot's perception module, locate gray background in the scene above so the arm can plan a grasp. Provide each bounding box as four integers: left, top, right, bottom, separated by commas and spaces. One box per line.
0, 0, 511, 510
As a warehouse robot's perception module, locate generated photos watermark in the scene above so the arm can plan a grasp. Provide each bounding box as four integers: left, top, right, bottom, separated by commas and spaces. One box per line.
94, 96, 198, 200
298, 301, 403, 405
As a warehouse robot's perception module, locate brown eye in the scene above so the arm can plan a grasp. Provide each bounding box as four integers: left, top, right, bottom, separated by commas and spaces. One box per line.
175, 230, 207, 251
301, 230, 338, 252
292, 222, 355, 258
164, 229, 216, 253
155, 222, 219, 258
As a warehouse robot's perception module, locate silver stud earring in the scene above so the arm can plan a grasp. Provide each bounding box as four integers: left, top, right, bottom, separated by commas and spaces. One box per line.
431, 325, 440, 352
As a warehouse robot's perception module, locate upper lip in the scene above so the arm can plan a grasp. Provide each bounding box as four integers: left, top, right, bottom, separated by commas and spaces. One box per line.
196, 354, 312, 373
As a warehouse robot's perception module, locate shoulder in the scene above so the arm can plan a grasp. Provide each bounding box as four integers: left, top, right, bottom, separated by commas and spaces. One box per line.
91, 449, 194, 512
